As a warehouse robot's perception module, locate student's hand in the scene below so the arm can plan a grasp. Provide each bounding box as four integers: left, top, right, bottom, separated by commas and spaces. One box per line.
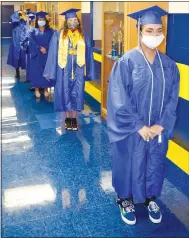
40, 47, 47, 54
150, 124, 164, 136
138, 126, 157, 141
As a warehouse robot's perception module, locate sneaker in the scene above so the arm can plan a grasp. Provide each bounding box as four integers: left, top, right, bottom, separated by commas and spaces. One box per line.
65, 118, 72, 130
72, 118, 78, 131
148, 201, 162, 223
117, 198, 136, 225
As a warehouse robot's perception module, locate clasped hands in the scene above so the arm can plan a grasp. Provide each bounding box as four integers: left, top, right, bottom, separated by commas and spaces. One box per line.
40, 46, 47, 54
138, 125, 164, 141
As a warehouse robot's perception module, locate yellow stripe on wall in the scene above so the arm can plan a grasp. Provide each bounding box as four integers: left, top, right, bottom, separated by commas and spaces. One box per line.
91, 55, 189, 102
167, 140, 189, 175
85, 81, 101, 103
177, 63, 189, 101
93, 52, 102, 63
84, 52, 102, 102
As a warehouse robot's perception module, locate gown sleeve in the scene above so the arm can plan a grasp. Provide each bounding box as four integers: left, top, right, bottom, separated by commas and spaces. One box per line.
20, 26, 29, 53
28, 29, 40, 58
107, 58, 145, 143
84, 36, 96, 81
43, 31, 58, 80
156, 62, 180, 136
45, 28, 55, 51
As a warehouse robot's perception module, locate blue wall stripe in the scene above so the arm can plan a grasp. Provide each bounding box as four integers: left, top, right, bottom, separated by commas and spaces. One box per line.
174, 97, 189, 151
166, 14, 189, 65
93, 47, 102, 54
82, 13, 92, 42
90, 1, 94, 47
94, 60, 101, 83
166, 13, 189, 150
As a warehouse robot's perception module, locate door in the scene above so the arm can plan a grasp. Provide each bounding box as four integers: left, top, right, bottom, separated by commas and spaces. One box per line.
1, 5, 14, 38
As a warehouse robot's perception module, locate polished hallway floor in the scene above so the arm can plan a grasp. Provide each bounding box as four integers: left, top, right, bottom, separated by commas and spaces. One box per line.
1, 39, 189, 237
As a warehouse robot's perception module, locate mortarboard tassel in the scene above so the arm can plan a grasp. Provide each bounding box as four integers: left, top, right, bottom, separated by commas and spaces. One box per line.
138, 17, 141, 47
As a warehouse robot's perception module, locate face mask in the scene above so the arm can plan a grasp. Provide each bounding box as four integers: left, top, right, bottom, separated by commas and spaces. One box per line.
67, 21, 79, 29
141, 33, 165, 49
38, 20, 46, 27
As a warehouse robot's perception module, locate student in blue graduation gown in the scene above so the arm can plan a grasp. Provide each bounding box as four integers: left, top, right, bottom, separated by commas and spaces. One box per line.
29, 11, 54, 98
107, 6, 180, 225
7, 10, 27, 79
43, 9, 96, 131
20, 14, 36, 83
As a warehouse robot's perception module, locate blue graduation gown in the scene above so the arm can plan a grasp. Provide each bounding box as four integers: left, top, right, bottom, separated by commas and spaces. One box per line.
43, 31, 96, 112
7, 12, 26, 69
29, 27, 55, 88
20, 24, 32, 81
107, 48, 180, 203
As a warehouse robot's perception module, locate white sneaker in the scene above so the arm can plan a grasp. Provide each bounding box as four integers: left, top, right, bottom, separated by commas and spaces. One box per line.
148, 201, 162, 223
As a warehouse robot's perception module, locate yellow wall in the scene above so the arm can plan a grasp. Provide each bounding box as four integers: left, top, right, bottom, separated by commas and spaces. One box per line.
36, 2, 46, 12
23, 3, 36, 12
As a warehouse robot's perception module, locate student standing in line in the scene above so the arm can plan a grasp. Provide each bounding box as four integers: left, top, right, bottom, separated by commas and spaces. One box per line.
20, 13, 36, 83
29, 11, 55, 98
43, 9, 96, 130
107, 6, 180, 225
7, 10, 27, 79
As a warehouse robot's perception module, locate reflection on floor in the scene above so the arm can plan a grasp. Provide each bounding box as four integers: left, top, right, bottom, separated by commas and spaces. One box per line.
2, 39, 189, 237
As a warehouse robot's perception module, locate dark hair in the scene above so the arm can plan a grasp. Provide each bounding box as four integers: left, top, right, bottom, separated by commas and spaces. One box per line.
63, 18, 83, 38
35, 17, 50, 29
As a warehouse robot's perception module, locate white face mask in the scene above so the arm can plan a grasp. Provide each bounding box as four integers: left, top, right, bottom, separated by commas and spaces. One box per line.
141, 33, 165, 49
38, 20, 46, 27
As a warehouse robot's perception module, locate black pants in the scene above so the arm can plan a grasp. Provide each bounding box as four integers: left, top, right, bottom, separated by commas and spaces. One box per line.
15, 68, 20, 77
118, 196, 156, 206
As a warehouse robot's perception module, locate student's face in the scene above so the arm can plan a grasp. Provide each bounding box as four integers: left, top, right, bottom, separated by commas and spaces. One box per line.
67, 17, 79, 30
30, 21, 35, 27
142, 24, 163, 36
37, 17, 46, 27
67, 17, 78, 25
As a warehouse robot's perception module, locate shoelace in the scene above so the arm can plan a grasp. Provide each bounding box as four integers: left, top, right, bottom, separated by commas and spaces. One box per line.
121, 200, 135, 213
149, 201, 160, 213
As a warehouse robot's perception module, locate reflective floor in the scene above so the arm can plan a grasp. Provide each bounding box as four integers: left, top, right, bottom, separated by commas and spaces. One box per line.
1, 39, 189, 237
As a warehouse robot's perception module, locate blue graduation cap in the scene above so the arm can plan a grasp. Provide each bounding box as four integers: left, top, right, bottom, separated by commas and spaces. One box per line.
60, 8, 80, 19
29, 15, 35, 22
36, 11, 48, 19
24, 8, 31, 13
127, 5, 168, 26
28, 12, 36, 17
